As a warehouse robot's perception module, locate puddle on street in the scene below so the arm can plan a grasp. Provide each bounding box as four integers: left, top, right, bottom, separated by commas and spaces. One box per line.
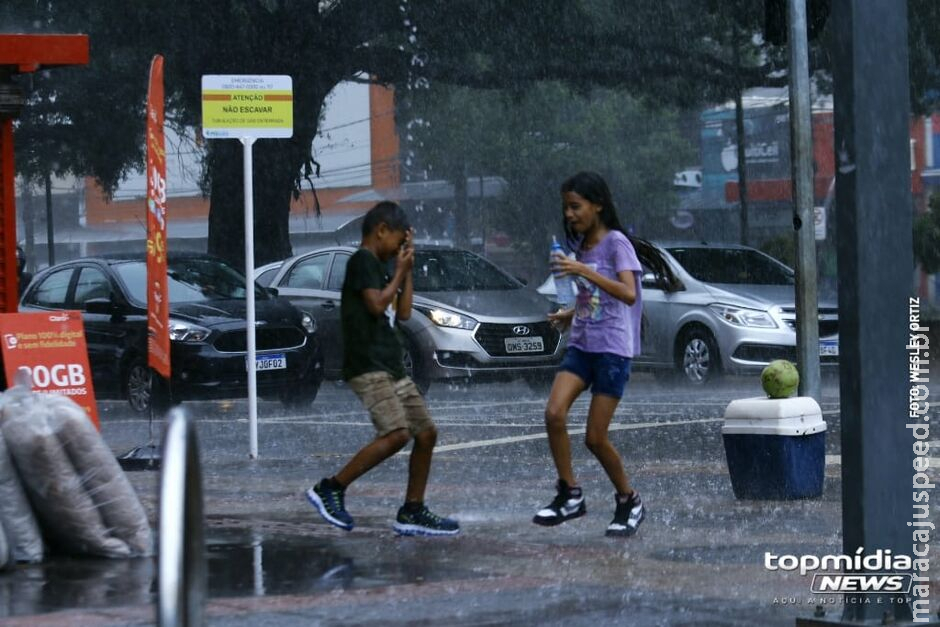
0, 554, 154, 618
648, 543, 839, 566
0, 526, 478, 618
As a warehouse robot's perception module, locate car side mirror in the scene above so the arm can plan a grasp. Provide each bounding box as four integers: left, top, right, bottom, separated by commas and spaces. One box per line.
85, 297, 118, 315
641, 272, 662, 290
641, 271, 683, 293
266, 286, 279, 297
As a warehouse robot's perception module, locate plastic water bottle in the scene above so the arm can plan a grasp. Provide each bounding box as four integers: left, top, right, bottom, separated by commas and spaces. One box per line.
550, 236, 575, 307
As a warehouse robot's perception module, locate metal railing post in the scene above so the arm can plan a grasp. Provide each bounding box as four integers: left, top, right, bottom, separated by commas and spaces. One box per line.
158, 408, 206, 626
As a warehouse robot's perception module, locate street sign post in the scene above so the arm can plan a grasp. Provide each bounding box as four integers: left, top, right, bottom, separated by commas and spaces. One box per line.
202, 75, 293, 460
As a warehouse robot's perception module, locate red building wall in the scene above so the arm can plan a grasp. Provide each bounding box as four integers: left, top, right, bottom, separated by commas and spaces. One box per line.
86, 84, 400, 226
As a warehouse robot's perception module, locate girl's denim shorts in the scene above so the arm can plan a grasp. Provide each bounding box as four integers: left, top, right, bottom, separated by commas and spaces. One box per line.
559, 346, 632, 398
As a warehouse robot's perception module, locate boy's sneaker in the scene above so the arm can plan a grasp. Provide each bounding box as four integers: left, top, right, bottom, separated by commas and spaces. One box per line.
532, 480, 586, 526
306, 479, 354, 531
393, 505, 460, 536
606, 491, 644, 537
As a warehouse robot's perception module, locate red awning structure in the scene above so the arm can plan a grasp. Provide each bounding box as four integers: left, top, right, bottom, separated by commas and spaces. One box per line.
0, 34, 89, 71
0, 34, 88, 312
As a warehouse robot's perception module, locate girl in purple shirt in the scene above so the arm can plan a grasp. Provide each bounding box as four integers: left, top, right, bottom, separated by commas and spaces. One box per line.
532, 171, 645, 538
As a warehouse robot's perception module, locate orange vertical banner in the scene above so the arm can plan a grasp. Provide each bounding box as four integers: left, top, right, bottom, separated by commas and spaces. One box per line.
146, 55, 170, 379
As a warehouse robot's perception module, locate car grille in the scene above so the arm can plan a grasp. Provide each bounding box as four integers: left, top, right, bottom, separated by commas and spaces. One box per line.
473, 321, 560, 357
213, 327, 306, 353
436, 351, 560, 369
733, 343, 839, 364
780, 307, 839, 338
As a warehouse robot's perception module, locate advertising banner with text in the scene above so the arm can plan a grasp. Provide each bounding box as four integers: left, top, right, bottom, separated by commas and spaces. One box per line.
146, 54, 171, 379
0, 311, 99, 428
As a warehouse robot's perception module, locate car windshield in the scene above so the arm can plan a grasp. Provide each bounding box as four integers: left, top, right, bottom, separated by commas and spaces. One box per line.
667, 247, 795, 285
113, 259, 266, 304
413, 250, 520, 291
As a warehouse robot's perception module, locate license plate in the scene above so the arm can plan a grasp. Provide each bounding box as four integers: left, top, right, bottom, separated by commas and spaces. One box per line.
252, 353, 286, 371
505, 336, 544, 354
819, 339, 839, 357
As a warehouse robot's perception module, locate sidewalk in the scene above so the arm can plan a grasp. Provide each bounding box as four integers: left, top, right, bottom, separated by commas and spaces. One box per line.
4, 454, 918, 626
0, 389, 937, 626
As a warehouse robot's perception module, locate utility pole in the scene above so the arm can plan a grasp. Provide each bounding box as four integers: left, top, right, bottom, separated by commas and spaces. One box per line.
44, 170, 54, 266
803, 0, 919, 623
788, 0, 821, 401
732, 21, 749, 246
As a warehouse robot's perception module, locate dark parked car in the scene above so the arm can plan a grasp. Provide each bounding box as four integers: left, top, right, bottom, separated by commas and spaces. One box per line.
19, 253, 323, 412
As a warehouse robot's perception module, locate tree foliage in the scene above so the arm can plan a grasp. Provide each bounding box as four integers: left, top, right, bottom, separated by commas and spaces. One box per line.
914, 194, 940, 274
409, 82, 694, 259
4, 0, 158, 189
908, 0, 940, 113
4, 0, 938, 268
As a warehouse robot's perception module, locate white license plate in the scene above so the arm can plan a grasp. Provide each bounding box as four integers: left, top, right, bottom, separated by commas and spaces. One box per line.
505, 336, 544, 354
819, 340, 839, 357
252, 353, 287, 371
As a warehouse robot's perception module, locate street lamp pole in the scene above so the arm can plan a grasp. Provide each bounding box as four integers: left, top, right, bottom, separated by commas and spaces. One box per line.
788, 0, 820, 401
44, 169, 54, 267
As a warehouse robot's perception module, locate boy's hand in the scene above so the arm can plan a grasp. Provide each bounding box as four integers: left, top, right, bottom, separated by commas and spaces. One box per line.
397, 228, 415, 274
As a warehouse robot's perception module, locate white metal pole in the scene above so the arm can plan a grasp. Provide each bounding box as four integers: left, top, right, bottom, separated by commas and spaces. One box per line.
242, 136, 259, 459
252, 530, 265, 596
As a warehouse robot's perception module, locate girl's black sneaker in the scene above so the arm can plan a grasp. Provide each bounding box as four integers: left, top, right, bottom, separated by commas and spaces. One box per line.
533, 480, 586, 526
606, 491, 644, 537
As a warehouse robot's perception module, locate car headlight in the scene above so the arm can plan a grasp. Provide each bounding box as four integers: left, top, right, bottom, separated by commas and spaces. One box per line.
709, 304, 778, 328
168, 318, 212, 342
300, 311, 317, 334
417, 306, 478, 330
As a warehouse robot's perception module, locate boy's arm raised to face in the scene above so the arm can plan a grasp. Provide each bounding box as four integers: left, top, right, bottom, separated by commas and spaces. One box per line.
395, 234, 414, 321
360, 235, 415, 319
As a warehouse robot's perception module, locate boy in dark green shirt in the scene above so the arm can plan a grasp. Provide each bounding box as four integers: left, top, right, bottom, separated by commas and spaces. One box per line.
306, 202, 459, 536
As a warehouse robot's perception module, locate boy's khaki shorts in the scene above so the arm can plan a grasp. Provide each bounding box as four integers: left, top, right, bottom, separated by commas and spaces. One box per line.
347, 372, 434, 437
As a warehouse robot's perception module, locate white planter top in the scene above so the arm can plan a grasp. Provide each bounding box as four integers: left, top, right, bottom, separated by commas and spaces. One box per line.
722, 396, 826, 437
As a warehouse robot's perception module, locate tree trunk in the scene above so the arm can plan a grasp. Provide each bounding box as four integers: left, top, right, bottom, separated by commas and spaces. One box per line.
453, 161, 469, 249
207, 139, 299, 269
206, 83, 330, 270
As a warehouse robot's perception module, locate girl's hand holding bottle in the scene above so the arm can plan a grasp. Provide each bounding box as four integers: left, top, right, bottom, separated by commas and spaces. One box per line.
551, 253, 585, 278
548, 306, 574, 331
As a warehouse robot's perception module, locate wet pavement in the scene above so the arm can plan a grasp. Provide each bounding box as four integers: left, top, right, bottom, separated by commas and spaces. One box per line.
1, 375, 938, 626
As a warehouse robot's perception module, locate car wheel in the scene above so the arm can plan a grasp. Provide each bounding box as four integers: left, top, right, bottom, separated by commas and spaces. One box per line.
677, 327, 721, 385
402, 340, 430, 396
124, 361, 173, 414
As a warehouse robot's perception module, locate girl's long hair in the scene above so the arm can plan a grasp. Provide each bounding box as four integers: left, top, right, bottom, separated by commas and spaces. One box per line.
559, 171, 669, 281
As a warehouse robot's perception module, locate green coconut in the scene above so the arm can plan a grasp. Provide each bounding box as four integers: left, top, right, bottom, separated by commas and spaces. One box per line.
761, 360, 799, 398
